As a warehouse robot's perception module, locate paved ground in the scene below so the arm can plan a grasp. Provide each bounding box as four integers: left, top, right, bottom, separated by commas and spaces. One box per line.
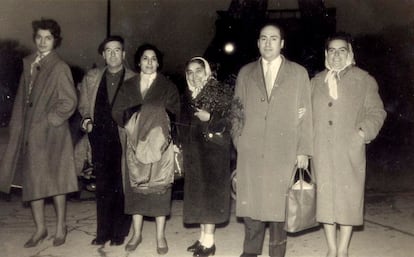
0, 191, 413, 257
1, 128, 414, 257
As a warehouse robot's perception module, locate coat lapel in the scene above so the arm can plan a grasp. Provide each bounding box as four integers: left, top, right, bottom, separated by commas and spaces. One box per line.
252, 60, 267, 98
28, 52, 59, 106
314, 70, 332, 100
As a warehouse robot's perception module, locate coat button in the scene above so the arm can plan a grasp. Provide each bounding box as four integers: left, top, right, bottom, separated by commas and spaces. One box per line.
261, 98, 265, 102
328, 120, 333, 125
328, 102, 333, 107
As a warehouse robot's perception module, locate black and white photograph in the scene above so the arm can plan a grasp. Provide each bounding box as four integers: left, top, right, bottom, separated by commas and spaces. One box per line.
0, 0, 413, 257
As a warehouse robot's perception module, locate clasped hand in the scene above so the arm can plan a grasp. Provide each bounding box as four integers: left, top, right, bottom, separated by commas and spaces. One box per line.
194, 108, 210, 122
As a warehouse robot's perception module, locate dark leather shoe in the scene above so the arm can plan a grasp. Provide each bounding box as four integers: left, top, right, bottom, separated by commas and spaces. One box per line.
125, 236, 142, 252
110, 237, 125, 246
187, 240, 201, 252
193, 244, 216, 256
53, 227, 67, 247
157, 238, 168, 255
91, 237, 109, 245
24, 230, 48, 248
240, 253, 258, 257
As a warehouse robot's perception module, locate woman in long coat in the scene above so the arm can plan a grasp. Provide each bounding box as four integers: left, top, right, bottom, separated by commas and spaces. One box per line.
112, 43, 180, 255
0, 19, 78, 247
311, 33, 386, 257
181, 57, 232, 257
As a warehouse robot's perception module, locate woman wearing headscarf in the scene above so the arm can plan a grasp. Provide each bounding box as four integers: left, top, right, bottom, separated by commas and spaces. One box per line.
181, 57, 233, 257
311, 33, 386, 257
111, 43, 180, 255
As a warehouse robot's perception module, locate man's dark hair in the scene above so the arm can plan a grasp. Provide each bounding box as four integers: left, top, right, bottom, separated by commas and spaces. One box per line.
325, 32, 353, 50
98, 35, 125, 54
258, 22, 285, 40
134, 43, 164, 71
32, 18, 62, 48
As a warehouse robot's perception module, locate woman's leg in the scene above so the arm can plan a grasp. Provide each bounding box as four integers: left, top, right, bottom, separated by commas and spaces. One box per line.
202, 223, 215, 247
323, 223, 337, 257
52, 194, 67, 238
30, 199, 47, 237
155, 216, 167, 247
128, 214, 143, 244
337, 225, 353, 257
199, 224, 205, 243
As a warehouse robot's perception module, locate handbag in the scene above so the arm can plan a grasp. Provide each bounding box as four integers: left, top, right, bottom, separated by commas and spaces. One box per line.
284, 167, 319, 233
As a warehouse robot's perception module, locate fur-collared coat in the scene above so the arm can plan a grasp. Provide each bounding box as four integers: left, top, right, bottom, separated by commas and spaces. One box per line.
311, 66, 386, 225
0, 51, 78, 201
233, 57, 313, 221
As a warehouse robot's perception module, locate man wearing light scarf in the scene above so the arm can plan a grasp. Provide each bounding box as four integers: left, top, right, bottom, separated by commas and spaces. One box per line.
311, 33, 386, 257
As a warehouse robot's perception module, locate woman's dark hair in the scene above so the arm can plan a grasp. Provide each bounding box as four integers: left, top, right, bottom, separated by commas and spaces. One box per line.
32, 18, 62, 48
325, 32, 353, 50
134, 43, 163, 71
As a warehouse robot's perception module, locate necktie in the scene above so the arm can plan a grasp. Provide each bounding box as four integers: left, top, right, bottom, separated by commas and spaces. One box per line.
265, 62, 273, 98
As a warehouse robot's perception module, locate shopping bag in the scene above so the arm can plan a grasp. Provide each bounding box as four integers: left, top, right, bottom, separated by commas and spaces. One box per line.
284, 167, 318, 233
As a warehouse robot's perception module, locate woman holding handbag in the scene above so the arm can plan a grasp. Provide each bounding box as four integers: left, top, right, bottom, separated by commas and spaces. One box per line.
181, 57, 233, 257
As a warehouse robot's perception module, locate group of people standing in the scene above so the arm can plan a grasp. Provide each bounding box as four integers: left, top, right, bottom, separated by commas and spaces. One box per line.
0, 17, 386, 257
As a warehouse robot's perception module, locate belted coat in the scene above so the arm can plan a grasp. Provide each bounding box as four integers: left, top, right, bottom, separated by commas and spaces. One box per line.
233, 57, 313, 221
0, 51, 78, 201
311, 66, 386, 225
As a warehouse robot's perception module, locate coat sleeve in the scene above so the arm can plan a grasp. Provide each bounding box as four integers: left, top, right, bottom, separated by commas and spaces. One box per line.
357, 74, 386, 142
47, 64, 77, 127
77, 69, 97, 120
296, 69, 313, 157
232, 68, 247, 147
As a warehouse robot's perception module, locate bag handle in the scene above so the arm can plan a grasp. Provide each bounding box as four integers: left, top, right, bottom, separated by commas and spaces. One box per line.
288, 166, 315, 187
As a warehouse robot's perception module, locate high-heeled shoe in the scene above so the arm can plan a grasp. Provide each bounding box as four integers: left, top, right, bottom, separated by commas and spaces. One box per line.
193, 244, 216, 257
53, 226, 67, 247
24, 230, 48, 248
187, 240, 201, 252
157, 237, 168, 255
125, 236, 142, 252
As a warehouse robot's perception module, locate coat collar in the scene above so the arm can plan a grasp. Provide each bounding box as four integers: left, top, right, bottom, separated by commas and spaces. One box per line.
253, 55, 288, 99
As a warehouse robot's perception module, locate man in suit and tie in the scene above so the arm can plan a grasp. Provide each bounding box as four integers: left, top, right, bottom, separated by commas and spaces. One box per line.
232, 23, 313, 257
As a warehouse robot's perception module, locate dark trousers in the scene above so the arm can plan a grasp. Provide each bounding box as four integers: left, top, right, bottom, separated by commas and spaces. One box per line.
242, 217, 287, 257
95, 162, 131, 241
90, 135, 131, 241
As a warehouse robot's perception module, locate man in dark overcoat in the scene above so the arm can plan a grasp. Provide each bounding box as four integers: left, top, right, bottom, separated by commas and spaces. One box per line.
78, 36, 134, 245
232, 23, 313, 257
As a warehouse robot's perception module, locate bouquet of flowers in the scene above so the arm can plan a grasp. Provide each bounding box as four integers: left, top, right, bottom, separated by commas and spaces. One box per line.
192, 79, 234, 115
192, 78, 244, 137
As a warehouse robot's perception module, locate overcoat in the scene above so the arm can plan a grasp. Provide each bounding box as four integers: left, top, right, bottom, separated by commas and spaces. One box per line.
0, 51, 78, 201
77, 67, 136, 188
181, 79, 232, 224
77, 67, 136, 122
311, 66, 386, 225
233, 57, 313, 221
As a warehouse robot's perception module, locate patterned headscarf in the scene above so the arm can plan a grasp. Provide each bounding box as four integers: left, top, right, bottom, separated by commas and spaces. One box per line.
186, 56, 212, 99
